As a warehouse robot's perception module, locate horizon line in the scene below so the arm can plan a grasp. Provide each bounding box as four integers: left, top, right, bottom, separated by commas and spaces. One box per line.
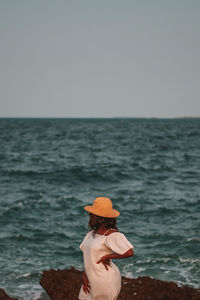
0, 117, 200, 120
0, 116, 200, 120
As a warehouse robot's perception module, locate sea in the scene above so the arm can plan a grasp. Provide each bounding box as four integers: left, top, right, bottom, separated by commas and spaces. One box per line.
0, 118, 199, 299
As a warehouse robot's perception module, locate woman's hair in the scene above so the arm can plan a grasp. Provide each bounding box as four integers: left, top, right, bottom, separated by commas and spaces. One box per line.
88, 213, 118, 236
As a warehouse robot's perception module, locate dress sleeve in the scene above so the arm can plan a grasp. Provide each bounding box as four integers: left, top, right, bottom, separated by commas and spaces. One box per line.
105, 232, 134, 255
79, 231, 91, 252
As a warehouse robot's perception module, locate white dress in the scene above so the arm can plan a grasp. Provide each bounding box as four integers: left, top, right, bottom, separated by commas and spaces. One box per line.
79, 231, 133, 300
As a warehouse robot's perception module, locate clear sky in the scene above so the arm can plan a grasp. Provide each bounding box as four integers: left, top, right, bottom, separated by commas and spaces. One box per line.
0, 0, 199, 118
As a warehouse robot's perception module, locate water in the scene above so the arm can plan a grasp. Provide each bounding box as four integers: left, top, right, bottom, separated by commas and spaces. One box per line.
0, 118, 199, 299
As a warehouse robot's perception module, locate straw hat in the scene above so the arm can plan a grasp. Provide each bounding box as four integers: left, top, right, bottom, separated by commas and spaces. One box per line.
84, 197, 120, 218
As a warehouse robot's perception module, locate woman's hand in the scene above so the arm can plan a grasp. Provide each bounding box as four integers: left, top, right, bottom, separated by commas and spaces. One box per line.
83, 271, 90, 294
97, 248, 134, 271
83, 282, 90, 294
97, 255, 111, 271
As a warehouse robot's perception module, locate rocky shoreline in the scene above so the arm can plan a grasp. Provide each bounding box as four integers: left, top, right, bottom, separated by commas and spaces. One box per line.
0, 289, 18, 300
1, 268, 200, 300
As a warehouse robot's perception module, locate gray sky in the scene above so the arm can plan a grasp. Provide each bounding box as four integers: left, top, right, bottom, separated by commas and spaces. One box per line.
0, 0, 200, 118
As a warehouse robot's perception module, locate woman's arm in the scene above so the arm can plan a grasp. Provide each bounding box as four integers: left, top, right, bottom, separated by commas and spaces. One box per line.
82, 270, 90, 294
97, 248, 134, 270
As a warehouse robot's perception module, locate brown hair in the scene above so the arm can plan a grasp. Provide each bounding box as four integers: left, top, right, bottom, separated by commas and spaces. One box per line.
88, 213, 118, 236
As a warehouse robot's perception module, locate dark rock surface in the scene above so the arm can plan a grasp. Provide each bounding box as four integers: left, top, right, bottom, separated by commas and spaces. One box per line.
40, 267, 200, 300
0, 289, 18, 300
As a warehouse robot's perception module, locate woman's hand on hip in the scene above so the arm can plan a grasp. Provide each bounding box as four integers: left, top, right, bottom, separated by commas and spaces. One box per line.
97, 248, 134, 271
97, 255, 111, 271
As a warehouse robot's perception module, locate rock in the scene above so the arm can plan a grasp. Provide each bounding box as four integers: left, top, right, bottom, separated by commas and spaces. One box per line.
40, 267, 200, 300
0, 289, 18, 300
40, 267, 82, 300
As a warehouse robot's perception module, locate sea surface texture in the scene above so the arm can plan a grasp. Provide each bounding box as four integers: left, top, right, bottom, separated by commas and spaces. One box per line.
0, 118, 200, 299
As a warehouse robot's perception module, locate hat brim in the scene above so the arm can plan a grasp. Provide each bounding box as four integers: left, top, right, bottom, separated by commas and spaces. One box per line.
84, 205, 120, 218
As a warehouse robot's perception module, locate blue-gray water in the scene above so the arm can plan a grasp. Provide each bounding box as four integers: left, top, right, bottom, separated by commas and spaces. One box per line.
0, 118, 200, 299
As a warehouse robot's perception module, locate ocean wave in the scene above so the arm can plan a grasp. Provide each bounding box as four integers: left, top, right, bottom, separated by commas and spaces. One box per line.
34, 292, 51, 300
17, 285, 48, 300
2, 166, 130, 184
187, 237, 200, 243
179, 258, 199, 264
17, 273, 31, 279
136, 267, 146, 273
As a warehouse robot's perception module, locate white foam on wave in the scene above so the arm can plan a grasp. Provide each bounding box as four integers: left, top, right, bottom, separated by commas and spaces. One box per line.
136, 257, 171, 264
136, 267, 146, 273
122, 263, 134, 278
16, 284, 50, 300
33, 291, 51, 300
179, 258, 199, 263
22, 273, 31, 278
124, 271, 134, 278
18, 284, 46, 300
17, 273, 31, 279
151, 257, 171, 263
177, 263, 200, 289
187, 237, 200, 242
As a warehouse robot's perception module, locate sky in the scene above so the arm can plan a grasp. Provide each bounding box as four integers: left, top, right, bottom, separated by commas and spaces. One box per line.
0, 0, 200, 118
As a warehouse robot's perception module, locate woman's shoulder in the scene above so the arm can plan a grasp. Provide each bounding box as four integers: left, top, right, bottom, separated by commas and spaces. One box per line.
83, 231, 92, 239
105, 229, 123, 236
105, 231, 134, 252
105, 230, 129, 242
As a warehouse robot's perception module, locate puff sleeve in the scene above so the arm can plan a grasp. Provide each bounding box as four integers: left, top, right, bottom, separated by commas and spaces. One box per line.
79, 231, 91, 252
105, 232, 134, 255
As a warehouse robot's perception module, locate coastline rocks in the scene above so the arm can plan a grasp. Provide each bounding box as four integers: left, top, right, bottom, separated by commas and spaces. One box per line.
0, 289, 18, 300
40, 267, 200, 300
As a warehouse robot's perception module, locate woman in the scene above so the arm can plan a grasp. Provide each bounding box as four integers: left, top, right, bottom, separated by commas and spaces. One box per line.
79, 197, 134, 300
